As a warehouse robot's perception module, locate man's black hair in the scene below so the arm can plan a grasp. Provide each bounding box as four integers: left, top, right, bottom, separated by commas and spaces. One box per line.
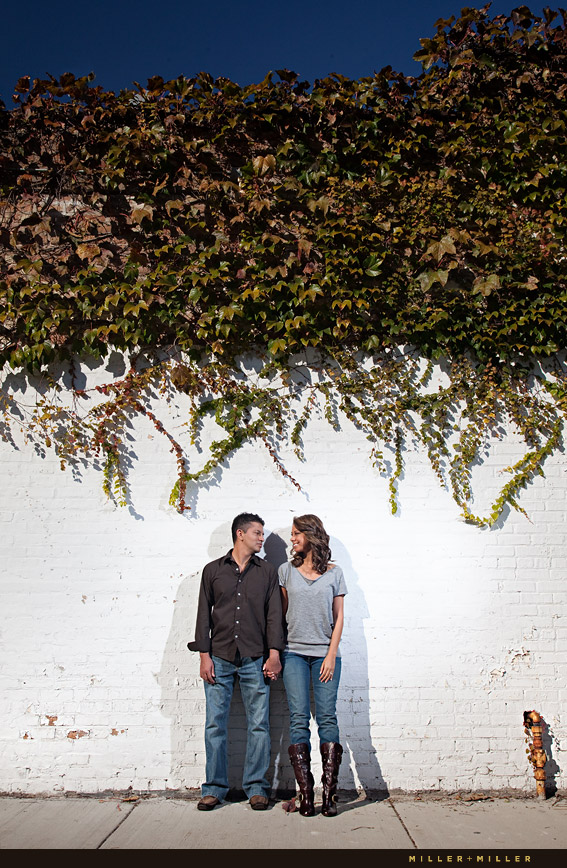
231, 512, 264, 542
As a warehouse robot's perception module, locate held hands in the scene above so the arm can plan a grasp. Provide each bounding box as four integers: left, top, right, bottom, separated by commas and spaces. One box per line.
263, 651, 282, 681
319, 653, 336, 683
200, 651, 282, 682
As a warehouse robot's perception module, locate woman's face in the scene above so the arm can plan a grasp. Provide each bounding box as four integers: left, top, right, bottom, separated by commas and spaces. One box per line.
291, 525, 310, 556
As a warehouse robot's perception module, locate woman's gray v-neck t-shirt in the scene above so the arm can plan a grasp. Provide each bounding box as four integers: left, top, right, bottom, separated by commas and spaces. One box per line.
278, 562, 348, 657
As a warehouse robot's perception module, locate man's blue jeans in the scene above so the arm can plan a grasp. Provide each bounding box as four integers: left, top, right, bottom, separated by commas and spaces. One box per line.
282, 651, 342, 747
202, 655, 271, 800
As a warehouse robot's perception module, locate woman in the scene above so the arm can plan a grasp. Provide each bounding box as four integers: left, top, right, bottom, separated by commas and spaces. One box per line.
278, 514, 347, 817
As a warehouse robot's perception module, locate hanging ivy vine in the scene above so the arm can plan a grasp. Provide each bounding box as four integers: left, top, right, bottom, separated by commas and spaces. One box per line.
1, 5, 567, 525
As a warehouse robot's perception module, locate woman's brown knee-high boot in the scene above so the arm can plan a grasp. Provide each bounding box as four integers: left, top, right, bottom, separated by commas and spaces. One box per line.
288, 743, 315, 816
320, 742, 343, 816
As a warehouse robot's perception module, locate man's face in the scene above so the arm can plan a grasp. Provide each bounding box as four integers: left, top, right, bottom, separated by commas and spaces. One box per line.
238, 522, 264, 554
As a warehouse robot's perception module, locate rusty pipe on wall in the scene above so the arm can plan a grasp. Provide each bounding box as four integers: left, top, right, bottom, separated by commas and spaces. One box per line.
523, 710, 547, 800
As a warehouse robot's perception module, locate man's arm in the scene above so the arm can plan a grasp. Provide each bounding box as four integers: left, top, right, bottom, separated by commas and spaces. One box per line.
263, 568, 284, 679
187, 567, 213, 654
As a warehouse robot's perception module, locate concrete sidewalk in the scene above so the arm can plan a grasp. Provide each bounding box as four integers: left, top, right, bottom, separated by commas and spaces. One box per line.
0, 793, 566, 854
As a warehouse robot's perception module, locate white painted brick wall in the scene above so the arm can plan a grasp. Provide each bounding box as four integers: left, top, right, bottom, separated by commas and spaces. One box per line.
1, 356, 566, 795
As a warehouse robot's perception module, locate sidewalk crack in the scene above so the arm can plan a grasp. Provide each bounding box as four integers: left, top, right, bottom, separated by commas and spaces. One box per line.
96, 801, 138, 849
388, 798, 418, 849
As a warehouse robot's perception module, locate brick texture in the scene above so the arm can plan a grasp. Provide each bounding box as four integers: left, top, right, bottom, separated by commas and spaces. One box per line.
1, 358, 565, 795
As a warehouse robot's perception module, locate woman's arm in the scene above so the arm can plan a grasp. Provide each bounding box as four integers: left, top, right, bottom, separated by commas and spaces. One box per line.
319, 595, 345, 682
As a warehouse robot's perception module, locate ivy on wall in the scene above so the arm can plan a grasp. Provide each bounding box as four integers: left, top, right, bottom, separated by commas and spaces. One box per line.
1, 5, 567, 524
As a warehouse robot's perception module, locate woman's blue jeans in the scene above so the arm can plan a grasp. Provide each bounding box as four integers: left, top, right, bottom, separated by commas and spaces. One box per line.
202, 655, 271, 800
282, 651, 341, 747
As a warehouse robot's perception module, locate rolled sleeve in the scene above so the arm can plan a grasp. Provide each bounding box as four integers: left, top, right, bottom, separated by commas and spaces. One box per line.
265, 569, 285, 651
187, 568, 213, 653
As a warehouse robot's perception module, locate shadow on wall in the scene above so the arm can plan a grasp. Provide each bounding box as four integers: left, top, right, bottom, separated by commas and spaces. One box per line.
158, 523, 388, 797
1, 354, 147, 517
158, 522, 230, 792
541, 716, 561, 798
326, 535, 389, 797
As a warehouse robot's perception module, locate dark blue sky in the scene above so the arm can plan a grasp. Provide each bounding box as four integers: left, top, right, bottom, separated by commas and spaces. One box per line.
2, 1, 520, 102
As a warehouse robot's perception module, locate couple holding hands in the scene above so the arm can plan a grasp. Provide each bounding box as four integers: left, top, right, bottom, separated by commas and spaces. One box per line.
188, 512, 347, 816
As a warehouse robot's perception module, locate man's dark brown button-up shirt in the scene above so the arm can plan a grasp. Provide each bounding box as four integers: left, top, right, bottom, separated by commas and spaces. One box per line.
187, 551, 284, 660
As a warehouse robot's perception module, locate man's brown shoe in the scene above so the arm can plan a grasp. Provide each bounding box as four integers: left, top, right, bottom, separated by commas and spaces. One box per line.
249, 795, 269, 810
197, 795, 220, 811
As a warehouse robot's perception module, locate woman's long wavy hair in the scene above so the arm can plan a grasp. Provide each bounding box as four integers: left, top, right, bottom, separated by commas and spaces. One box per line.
291, 514, 332, 574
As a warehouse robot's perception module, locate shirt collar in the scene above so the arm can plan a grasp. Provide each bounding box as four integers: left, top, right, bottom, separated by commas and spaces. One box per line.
224, 549, 260, 566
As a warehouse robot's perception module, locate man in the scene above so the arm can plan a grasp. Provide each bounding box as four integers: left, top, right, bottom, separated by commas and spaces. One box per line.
188, 512, 284, 811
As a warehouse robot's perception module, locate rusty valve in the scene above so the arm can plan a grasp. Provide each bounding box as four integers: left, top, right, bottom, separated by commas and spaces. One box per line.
523, 710, 547, 800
